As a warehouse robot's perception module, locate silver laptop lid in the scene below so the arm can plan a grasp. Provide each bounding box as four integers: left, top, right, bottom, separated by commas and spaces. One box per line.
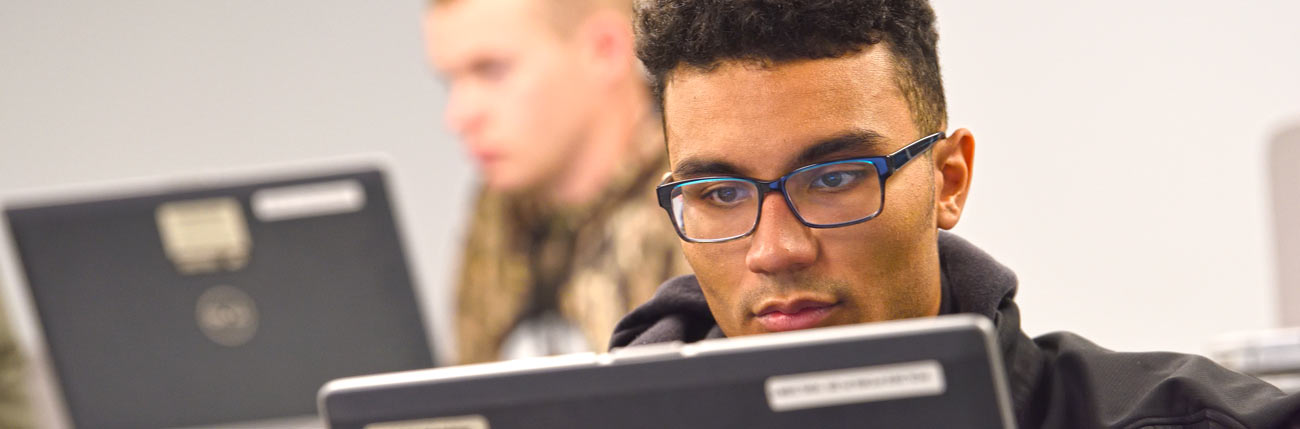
320, 314, 1014, 429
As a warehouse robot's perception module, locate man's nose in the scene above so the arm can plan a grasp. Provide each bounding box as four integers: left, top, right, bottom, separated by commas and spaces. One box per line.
443, 85, 484, 137
745, 193, 818, 275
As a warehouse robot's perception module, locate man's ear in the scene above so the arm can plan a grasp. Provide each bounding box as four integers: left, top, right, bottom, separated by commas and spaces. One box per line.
575, 10, 636, 86
934, 128, 975, 230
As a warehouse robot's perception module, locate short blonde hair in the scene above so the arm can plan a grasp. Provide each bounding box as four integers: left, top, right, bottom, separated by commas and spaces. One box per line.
430, 0, 634, 37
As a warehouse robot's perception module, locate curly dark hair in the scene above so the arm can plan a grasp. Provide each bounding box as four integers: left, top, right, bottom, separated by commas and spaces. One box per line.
636, 0, 946, 134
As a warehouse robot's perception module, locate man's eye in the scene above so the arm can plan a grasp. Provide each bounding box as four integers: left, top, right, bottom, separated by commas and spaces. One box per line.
811, 171, 863, 190
702, 185, 750, 205
471, 59, 511, 82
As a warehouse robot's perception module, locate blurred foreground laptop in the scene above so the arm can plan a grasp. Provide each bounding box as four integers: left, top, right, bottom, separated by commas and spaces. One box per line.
0, 160, 435, 428
320, 314, 1014, 429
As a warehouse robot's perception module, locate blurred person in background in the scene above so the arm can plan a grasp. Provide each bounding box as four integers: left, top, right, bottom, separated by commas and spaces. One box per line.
423, 0, 689, 363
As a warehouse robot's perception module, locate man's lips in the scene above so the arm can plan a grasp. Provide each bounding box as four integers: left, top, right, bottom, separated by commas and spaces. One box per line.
463, 140, 501, 165
470, 149, 502, 165
754, 299, 838, 332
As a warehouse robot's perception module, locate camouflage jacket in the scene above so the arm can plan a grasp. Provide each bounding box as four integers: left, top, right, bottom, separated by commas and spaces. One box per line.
0, 299, 30, 427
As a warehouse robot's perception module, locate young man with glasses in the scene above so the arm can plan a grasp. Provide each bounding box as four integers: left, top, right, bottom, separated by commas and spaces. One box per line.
609, 0, 1300, 426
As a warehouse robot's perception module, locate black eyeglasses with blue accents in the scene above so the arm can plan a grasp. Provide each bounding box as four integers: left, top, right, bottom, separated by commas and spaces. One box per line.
656, 132, 945, 243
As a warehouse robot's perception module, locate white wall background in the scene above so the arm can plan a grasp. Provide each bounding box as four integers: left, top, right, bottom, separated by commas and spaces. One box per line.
932, 0, 1300, 354
0, 0, 1297, 425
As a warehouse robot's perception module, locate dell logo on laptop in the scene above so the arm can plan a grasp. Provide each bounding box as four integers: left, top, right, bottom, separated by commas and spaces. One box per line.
196, 285, 259, 347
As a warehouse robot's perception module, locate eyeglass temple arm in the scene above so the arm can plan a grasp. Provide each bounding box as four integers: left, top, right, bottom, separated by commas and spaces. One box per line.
658, 171, 677, 186
886, 132, 946, 173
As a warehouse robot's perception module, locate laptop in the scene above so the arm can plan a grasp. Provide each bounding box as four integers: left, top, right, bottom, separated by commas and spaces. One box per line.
319, 314, 1015, 429
1, 161, 435, 428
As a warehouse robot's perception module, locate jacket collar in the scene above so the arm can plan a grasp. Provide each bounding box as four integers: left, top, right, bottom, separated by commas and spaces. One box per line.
936, 232, 1045, 428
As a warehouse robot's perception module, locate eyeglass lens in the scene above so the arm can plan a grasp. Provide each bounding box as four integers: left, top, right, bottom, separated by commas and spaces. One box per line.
668, 160, 882, 241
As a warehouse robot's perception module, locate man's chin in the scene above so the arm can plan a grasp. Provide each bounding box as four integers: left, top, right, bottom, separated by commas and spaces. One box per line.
483, 172, 531, 194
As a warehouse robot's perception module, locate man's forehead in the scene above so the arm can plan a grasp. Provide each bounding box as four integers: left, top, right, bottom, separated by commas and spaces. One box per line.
662, 47, 914, 178
430, 0, 540, 18
426, 0, 551, 65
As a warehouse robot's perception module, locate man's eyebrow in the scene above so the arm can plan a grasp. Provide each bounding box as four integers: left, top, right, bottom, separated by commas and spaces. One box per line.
671, 159, 744, 180
792, 130, 889, 167
670, 130, 889, 180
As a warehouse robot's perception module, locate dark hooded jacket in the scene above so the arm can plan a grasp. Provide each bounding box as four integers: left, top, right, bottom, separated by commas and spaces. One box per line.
609, 232, 1300, 428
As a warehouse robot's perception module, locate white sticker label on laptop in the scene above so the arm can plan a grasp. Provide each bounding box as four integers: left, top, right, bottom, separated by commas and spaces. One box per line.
364, 415, 489, 429
251, 179, 365, 222
765, 360, 946, 412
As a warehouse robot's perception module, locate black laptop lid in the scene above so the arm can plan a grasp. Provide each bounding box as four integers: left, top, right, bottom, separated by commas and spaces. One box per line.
5, 168, 434, 428
320, 314, 1014, 429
